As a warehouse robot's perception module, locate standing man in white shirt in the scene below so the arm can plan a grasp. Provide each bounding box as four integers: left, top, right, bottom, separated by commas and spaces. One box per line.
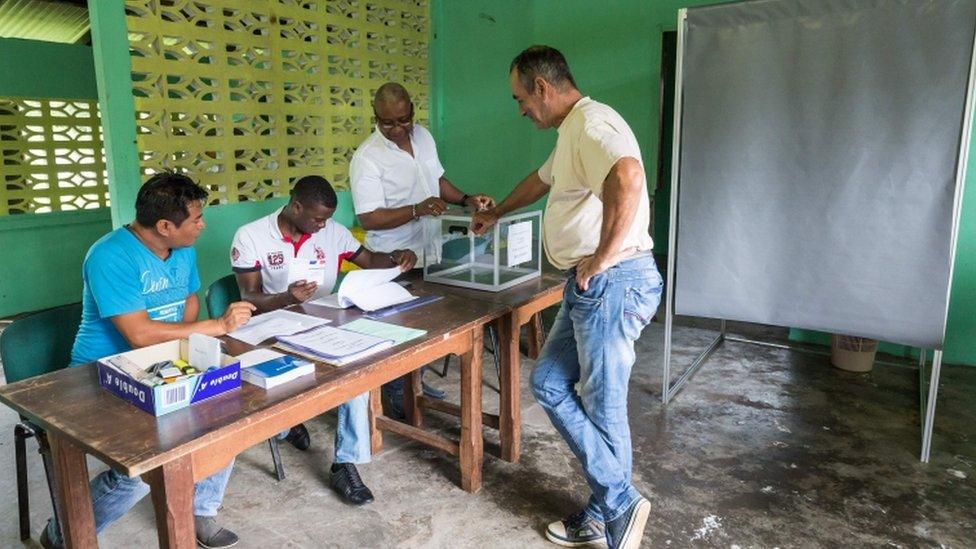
349, 82, 494, 413
472, 46, 663, 549
230, 175, 416, 505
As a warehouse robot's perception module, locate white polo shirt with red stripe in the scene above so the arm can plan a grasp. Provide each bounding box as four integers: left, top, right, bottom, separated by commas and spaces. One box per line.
230, 207, 363, 294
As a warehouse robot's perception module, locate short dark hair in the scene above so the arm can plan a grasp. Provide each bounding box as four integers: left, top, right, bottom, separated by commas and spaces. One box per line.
373, 82, 411, 109
510, 45, 577, 92
135, 171, 208, 228
291, 175, 337, 209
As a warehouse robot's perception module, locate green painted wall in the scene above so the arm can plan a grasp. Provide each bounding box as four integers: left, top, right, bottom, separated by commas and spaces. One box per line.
0, 38, 98, 99
0, 210, 111, 316
433, 0, 976, 365
429, 2, 537, 204
0, 37, 111, 317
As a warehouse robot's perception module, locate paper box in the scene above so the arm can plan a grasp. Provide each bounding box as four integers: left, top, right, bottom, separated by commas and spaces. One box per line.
97, 339, 241, 416
424, 209, 542, 292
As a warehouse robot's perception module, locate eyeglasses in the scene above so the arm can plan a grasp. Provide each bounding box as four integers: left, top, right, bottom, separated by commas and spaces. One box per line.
374, 104, 414, 130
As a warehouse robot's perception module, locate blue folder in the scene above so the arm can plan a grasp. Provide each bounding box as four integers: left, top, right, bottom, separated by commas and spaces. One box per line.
365, 294, 443, 319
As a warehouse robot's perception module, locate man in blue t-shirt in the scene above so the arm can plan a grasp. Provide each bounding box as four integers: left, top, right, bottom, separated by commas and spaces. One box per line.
42, 172, 255, 549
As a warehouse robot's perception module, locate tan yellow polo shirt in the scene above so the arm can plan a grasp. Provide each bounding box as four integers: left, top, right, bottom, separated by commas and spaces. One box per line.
538, 97, 654, 270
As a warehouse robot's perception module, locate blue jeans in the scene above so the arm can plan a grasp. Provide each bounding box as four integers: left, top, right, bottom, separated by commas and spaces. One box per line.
277, 392, 371, 463
531, 255, 662, 523
46, 460, 234, 543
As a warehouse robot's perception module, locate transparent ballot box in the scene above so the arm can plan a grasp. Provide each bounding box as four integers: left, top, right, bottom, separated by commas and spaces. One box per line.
424, 210, 542, 292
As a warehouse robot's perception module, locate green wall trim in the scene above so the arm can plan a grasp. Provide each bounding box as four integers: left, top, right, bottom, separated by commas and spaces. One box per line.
0, 208, 111, 232
0, 213, 110, 317
0, 38, 97, 99
88, 0, 141, 229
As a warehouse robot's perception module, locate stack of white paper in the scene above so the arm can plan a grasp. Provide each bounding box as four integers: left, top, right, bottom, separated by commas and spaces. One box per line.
309, 267, 416, 312
228, 309, 331, 345
275, 324, 394, 366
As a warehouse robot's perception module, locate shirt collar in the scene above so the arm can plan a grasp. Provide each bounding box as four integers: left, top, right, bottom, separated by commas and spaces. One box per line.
557, 96, 592, 134
374, 125, 416, 153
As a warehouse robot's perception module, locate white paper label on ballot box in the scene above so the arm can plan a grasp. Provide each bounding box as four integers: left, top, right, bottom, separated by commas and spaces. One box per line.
506, 221, 533, 267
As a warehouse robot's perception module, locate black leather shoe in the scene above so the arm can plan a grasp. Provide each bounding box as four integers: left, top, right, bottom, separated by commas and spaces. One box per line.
195, 515, 239, 548
330, 462, 374, 505
284, 423, 311, 451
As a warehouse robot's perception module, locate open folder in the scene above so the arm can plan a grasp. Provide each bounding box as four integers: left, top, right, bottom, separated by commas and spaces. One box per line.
309, 266, 416, 312
275, 324, 395, 366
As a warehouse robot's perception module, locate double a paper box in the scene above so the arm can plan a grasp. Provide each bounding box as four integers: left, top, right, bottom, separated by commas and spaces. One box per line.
96, 338, 241, 416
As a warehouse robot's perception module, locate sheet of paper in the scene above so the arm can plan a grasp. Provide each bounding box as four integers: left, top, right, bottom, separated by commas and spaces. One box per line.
350, 286, 417, 312
340, 318, 427, 346
234, 348, 286, 368
188, 333, 222, 370
336, 266, 401, 306
277, 325, 391, 359
334, 266, 417, 311
308, 293, 343, 308
228, 309, 330, 345
506, 221, 533, 267
288, 260, 325, 285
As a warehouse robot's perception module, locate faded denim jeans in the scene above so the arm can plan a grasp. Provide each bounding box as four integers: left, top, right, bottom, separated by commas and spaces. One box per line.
276, 393, 371, 463
531, 254, 662, 523
46, 460, 234, 543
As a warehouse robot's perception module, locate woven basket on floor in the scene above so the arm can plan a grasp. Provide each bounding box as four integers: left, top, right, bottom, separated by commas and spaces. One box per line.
830, 334, 878, 372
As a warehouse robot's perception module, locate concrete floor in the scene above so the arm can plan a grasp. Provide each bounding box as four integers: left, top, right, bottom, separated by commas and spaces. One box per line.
1, 318, 975, 548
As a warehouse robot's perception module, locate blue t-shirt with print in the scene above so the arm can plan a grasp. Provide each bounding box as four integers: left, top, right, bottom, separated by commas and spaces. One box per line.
71, 227, 200, 365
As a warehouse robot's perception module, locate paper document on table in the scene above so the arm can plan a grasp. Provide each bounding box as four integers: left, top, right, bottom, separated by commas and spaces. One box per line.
307, 266, 417, 312
288, 259, 326, 285
308, 293, 343, 308
340, 318, 427, 346
228, 309, 330, 345
276, 324, 394, 365
506, 221, 533, 267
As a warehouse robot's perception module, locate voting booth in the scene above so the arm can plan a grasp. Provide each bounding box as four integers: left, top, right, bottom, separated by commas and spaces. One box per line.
424, 210, 542, 292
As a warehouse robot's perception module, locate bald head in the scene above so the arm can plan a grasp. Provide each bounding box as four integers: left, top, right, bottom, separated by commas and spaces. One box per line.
373, 82, 411, 109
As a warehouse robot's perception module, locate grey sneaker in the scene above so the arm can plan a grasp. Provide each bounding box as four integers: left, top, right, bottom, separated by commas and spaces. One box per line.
195, 515, 239, 548
545, 509, 607, 547
605, 497, 651, 549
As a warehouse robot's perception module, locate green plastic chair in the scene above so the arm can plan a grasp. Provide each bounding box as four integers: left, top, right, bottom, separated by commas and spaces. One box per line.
1, 302, 81, 541
205, 275, 290, 481
333, 189, 356, 229
205, 274, 241, 321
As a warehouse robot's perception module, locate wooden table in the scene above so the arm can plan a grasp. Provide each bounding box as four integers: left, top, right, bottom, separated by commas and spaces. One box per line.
408, 269, 567, 462
0, 292, 504, 548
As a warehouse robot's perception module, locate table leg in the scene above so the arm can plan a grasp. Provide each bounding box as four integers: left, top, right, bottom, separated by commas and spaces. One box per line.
48, 434, 96, 548
526, 311, 546, 359
404, 369, 423, 427
460, 326, 484, 493
496, 314, 522, 462
143, 455, 195, 549
368, 388, 383, 453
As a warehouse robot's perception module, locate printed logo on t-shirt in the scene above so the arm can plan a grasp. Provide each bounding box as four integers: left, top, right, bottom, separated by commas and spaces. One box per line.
141, 271, 171, 294
267, 251, 285, 269
314, 245, 325, 262
147, 300, 185, 322
231, 246, 241, 262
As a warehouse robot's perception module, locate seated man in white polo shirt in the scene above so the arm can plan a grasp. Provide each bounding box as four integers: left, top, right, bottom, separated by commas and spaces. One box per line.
350, 82, 494, 413
230, 175, 415, 505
